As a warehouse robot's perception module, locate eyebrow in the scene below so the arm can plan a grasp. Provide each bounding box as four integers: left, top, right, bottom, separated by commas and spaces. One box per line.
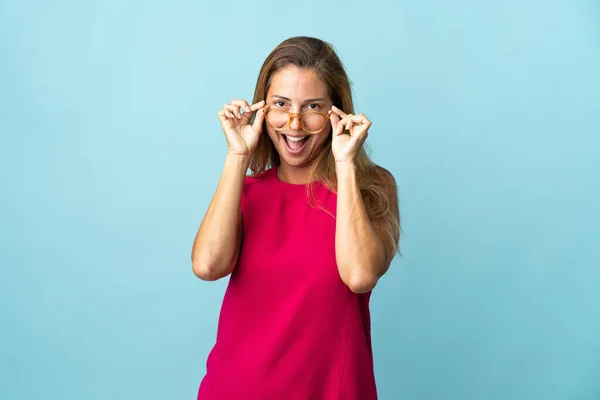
271, 95, 328, 103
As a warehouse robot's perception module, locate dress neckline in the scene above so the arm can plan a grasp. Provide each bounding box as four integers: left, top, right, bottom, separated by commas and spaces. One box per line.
271, 166, 311, 187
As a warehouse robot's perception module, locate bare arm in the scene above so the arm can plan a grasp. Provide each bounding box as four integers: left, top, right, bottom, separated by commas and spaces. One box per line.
335, 162, 393, 293
329, 106, 399, 294
191, 98, 265, 281
191, 154, 249, 281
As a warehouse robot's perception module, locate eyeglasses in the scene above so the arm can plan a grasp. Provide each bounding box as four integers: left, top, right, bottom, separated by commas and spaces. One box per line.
262, 105, 331, 135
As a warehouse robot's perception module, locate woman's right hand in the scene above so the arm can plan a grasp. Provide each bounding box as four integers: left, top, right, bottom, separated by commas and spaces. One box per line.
217, 99, 266, 157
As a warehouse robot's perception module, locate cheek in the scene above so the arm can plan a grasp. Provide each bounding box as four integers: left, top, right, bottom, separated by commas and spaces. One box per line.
312, 135, 328, 149
311, 125, 332, 147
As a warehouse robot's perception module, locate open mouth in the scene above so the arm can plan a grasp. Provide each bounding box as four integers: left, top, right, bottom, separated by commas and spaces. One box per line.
282, 134, 310, 154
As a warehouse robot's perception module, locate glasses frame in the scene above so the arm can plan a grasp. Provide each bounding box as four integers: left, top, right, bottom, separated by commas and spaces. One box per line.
262, 104, 332, 135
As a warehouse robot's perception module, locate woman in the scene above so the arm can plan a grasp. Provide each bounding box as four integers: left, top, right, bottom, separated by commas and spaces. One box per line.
192, 36, 401, 400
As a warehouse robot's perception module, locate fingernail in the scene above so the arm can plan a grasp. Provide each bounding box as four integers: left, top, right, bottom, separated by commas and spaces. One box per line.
245, 106, 251, 112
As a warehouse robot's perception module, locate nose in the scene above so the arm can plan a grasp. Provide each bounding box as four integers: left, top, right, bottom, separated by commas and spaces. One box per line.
289, 114, 302, 131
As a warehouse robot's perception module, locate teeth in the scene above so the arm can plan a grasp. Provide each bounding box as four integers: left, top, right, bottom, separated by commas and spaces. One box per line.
286, 136, 307, 142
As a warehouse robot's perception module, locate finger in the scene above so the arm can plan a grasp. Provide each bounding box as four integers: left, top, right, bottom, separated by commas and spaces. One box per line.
341, 114, 370, 132
231, 99, 250, 112
227, 99, 243, 119
328, 109, 338, 122
337, 115, 350, 125
346, 115, 357, 131
219, 107, 232, 119
329, 110, 339, 126
335, 115, 351, 135
217, 108, 236, 122
249, 100, 265, 112
224, 104, 241, 119
241, 100, 265, 121
251, 107, 265, 134
338, 115, 354, 131
349, 115, 371, 135
332, 114, 343, 135
350, 114, 371, 126
217, 109, 228, 124
329, 111, 342, 135
331, 105, 348, 118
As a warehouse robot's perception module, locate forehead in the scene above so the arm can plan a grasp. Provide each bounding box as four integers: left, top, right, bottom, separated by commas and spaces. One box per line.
267, 66, 329, 100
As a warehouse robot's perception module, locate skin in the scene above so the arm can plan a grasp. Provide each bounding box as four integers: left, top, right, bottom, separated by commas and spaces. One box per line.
191, 65, 398, 293
264, 65, 332, 184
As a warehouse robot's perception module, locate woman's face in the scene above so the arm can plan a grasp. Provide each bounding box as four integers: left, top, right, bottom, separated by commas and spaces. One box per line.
264, 66, 332, 169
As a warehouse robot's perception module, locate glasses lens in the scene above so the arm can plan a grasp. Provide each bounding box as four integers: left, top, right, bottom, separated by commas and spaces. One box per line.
301, 112, 326, 133
266, 110, 290, 129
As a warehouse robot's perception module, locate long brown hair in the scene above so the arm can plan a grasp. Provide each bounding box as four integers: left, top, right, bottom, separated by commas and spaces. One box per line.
249, 36, 401, 258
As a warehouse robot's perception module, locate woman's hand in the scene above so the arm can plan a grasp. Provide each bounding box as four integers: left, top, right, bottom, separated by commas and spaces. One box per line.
217, 99, 265, 156
330, 105, 372, 163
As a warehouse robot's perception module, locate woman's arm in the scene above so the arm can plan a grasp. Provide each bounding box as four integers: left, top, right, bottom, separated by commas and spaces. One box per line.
191, 153, 248, 281
335, 162, 398, 293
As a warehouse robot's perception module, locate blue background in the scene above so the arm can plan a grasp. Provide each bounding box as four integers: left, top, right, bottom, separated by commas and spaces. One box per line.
1, 0, 599, 399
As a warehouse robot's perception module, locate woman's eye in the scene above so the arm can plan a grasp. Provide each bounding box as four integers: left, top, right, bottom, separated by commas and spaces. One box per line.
307, 103, 320, 110
274, 101, 285, 107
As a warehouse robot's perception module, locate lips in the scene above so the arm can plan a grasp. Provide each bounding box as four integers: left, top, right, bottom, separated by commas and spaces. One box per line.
282, 134, 310, 154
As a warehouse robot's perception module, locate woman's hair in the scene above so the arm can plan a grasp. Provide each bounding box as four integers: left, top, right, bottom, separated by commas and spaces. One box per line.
249, 36, 401, 258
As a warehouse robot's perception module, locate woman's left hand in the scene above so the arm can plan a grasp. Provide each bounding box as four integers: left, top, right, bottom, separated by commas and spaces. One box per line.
329, 105, 372, 163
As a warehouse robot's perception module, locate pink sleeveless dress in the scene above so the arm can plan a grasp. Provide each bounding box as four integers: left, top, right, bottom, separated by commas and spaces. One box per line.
197, 167, 377, 399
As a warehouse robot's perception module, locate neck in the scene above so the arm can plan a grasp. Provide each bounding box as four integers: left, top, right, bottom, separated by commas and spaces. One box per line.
276, 163, 314, 185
